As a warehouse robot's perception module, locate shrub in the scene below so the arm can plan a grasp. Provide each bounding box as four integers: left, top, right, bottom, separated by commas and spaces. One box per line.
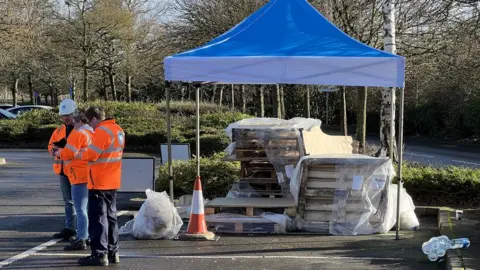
18, 110, 60, 125
1, 101, 248, 155
156, 153, 240, 199
403, 164, 480, 207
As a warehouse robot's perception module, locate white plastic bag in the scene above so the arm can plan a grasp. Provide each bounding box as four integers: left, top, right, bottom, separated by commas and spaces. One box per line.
389, 184, 420, 231
119, 220, 134, 235
399, 186, 419, 230
131, 189, 183, 240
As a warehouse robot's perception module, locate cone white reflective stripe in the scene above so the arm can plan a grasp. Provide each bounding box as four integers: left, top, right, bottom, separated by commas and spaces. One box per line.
191, 190, 204, 215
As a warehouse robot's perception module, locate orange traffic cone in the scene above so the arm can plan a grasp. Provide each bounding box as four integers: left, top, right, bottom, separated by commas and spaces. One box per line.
180, 176, 216, 240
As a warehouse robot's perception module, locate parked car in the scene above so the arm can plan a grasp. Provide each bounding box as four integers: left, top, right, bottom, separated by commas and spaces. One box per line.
6, 105, 54, 116
0, 109, 17, 120
0, 104, 15, 110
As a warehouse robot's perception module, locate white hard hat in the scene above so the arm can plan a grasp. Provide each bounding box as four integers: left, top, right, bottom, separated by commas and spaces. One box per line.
59, 99, 77, 116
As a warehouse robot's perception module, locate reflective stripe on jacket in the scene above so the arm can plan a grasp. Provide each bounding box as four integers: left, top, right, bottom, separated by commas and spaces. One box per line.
48, 125, 66, 175
60, 125, 94, 185
79, 119, 125, 190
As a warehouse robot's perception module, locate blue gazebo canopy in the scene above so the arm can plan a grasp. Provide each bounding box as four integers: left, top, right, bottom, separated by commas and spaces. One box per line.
164, 0, 405, 88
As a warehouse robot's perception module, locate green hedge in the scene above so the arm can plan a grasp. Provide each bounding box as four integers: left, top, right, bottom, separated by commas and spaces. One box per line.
156, 153, 240, 199
156, 156, 480, 207
0, 101, 252, 154
403, 164, 480, 207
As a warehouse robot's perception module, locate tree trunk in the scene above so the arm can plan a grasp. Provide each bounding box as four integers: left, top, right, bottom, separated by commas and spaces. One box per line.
102, 70, 108, 101
356, 87, 367, 152
257, 85, 265, 117
241, 85, 246, 113
71, 77, 76, 101
181, 86, 185, 102
219, 85, 223, 105
272, 84, 280, 118
11, 76, 18, 107
49, 87, 55, 106
280, 85, 285, 118
231, 84, 235, 109
342, 86, 348, 136
109, 70, 117, 101
304, 86, 311, 118
53, 88, 59, 105
379, 0, 397, 160
44, 94, 48, 105
211, 85, 216, 103
28, 75, 34, 104
272, 86, 277, 116
126, 72, 132, 102
83, 58, 89, 102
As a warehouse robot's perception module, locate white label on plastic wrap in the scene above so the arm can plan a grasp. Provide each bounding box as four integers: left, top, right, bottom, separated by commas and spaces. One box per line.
276, 172, 285, 183
352, 175, 363, 190
372, 177, 386, 190
285, 165, 295, 179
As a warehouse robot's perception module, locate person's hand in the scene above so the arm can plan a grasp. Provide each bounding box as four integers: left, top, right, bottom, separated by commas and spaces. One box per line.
54, 149, 62, 158
51, 146, 58, 156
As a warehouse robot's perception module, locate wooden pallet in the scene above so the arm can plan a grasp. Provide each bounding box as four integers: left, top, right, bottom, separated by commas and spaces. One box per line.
296, 158, 391, 226
205, 197, 296, 217
206, 216, 283, 234
237, 160, 283, 198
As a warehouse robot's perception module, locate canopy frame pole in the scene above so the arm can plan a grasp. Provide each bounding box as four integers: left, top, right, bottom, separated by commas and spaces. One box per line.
195, 84, 201, 177
395, 87, 405, 240
389, 88, 395, 160
165, 80, 174, 203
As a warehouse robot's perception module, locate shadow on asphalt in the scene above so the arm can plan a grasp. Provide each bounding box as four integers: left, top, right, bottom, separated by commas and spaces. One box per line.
2, 257, 82, 269
0, 215, 64, 233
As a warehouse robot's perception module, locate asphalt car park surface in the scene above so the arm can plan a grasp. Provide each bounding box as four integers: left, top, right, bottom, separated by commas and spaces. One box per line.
0, 150, 445, 269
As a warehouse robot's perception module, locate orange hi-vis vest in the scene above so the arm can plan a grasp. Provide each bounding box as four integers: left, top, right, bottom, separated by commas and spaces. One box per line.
79, 119, 125, 190
60, 125, 94, 185
48, 125, 67, 175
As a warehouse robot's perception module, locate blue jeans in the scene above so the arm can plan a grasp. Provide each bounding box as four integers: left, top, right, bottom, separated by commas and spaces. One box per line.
60, 175, 76, 230
72, 183, 89, 240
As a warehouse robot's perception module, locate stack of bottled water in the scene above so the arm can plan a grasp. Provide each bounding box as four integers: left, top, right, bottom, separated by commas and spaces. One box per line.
422, 235, 470, 261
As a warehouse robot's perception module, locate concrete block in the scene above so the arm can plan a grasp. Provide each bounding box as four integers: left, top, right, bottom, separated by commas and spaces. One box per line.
437, 209, 466, 270
415, 206, 439, 217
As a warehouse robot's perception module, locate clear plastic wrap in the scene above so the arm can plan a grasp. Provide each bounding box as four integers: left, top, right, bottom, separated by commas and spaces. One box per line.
224, 118, 323, 140
226, 181, 261, 199
224, 117, 322, 194
290, 154, 396, 235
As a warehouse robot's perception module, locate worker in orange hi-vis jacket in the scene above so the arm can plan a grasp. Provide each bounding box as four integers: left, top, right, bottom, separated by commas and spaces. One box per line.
48, 98, 77, 241
74, 106, 125, 267
55, 109, 94, 252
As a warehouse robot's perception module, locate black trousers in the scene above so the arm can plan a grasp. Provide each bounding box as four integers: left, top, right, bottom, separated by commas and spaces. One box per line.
88, 190, 118, 256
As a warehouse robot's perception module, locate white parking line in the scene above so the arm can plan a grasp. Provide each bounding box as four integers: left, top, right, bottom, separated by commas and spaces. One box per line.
0, 239, 61, 268
452, 160, 480, 166
0, 211, 129, 268
404, 152, 434, 159
33, 252, 402, 261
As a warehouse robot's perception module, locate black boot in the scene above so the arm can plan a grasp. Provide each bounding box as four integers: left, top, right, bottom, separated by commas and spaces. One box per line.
53, 228, 76, 240
78, 254, 109, 266
64, 239, 87, 251
108, 252, 120, 264
69, 236, 90, 246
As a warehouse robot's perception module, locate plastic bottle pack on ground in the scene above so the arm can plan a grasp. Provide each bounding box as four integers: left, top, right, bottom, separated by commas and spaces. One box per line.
120, 189, 183, 240
422, 235, 470, 261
